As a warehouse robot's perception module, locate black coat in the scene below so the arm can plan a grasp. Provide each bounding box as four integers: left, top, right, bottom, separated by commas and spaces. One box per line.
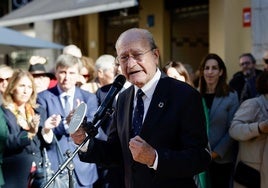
79, 74, 211, 188
229, 69, 263, 102
1, 105, 46, 188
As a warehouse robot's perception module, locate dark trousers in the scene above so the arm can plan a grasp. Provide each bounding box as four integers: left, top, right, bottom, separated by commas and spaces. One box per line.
208, 161, 234, 188
93, 166, 124, 188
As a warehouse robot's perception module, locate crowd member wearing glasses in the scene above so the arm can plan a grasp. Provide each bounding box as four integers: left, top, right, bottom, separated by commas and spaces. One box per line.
229, 53, 263, 103
78, 56, 99, 93
71, 28, 211, 188
81, 55, 116, 95
0, 65, 13, 105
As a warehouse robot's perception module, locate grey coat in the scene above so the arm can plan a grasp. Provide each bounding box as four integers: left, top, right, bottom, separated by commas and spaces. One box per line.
229, 95, 268, 188
208, 91, 239, 164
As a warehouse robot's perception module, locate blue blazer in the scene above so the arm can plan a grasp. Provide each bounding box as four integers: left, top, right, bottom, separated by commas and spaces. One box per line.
37, 86, 99, 187
207, 91, 239, 164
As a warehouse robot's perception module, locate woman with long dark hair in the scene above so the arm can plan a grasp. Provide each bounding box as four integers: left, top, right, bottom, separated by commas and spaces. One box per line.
198, 53, 239, 188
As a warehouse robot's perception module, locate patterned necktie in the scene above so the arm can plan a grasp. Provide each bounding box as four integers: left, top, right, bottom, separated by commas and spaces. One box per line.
64, 95, 71, 116
132, 89, 144, 136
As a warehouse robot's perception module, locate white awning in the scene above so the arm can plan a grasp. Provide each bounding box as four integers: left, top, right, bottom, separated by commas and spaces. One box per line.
0, 0, 138, 27
0, 26, 64, 53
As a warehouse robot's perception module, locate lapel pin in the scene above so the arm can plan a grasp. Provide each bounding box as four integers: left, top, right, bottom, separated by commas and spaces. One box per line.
158, 102, 164, 108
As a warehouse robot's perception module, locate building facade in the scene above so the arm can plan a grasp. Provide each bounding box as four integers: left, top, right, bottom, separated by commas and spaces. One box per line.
0, 0, 264, 79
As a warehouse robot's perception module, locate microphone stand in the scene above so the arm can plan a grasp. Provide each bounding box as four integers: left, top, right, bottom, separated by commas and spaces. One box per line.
43, 108, 114, 188
65, 149, 75, 188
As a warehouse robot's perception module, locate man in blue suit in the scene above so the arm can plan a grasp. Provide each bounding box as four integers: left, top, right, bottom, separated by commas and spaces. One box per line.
71, 28, 211, 188
37, 54, 99, 188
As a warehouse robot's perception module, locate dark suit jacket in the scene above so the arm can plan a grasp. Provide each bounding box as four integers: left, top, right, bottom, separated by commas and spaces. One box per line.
229, 69, 263, 102
37, 85, 99, 186
79, 74, 211, 188
1, 106, 46, 188
95, 84, 125, 188
95, 83, 116, 134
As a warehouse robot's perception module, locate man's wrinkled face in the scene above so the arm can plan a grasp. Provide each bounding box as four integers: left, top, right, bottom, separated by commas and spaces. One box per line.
116, 32, 159, 88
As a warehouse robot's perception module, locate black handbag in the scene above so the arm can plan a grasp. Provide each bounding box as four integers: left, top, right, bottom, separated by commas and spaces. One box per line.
234, 161, 260, 188
28, 148, 70, 188
28, 136, 75, 188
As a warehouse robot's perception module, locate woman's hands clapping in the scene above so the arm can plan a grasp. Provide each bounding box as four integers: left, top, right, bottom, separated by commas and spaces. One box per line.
43, 114, 61, 134
28, 114, 40, 139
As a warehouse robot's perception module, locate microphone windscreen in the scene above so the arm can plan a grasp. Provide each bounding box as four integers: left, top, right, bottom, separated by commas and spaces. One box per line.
68, 103, 87, 134
113, 74, 126, 89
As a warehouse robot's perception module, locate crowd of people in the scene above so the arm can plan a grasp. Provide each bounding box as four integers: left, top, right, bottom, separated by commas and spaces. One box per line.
0, 27, 267, 188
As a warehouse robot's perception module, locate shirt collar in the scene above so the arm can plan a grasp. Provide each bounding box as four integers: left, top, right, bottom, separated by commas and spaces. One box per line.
57, 85, 76, 98
134, 68, 161, 100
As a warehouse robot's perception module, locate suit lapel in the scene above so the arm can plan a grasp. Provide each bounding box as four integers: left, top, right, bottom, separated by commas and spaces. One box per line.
123, 86, 134, 142
141, 79, 167, 137
73, 87, 82, 108
49, 86, 66, 117
210, 96, 223, 118
122, 75, 168, 139
51, 86, 82, 116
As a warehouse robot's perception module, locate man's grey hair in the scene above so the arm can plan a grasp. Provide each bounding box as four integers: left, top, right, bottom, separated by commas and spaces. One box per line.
95, 54, 115, 71
115, 28, 157, 51
55, 54, 82, 71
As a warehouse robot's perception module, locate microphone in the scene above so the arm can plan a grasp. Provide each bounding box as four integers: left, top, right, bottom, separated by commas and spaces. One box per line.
68, 75, 126, 134
92, 74, 126, 125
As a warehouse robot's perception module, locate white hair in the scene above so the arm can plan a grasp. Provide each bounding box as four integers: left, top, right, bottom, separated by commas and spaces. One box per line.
63, 44, 82, 58
95, 54, 115, 71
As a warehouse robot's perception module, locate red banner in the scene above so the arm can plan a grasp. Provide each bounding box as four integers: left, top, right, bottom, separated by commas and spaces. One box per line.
243, 7, 251, 27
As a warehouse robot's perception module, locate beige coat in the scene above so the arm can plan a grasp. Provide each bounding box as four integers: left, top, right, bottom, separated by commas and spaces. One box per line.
229, 95, 268, 188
